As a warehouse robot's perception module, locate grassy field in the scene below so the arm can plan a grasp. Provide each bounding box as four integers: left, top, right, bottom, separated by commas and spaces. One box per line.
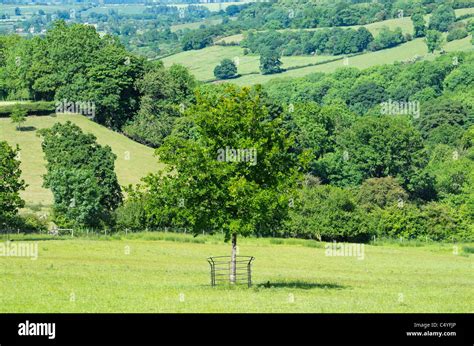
0, 233, 472, 312
163, 34, 473, 85
216, 8, 474, 44
163, 7, 474, 85
0, 1, 258, 16
0, 113, 161, 208
170, 18, 222, 32
162, 45, 338, 81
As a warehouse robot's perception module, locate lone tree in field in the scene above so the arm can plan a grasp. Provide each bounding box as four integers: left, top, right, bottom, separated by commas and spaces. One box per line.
425, 30, 443, 53
411, 12, 426, 38
10, 105, 27, 131
142, 86, 303, 284
259, 49, 283, 75
213, 59, 238, 80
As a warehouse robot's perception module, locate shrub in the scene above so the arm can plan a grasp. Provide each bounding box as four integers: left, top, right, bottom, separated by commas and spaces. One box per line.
213, 58, 238, 79
357, 177, 408, 209
0, 101, 56, 117
284, 185, 374, 242
115, 199, 146, 232
372, 202, 471, 241
447, 27, 468, 42
0, 213, 48, 234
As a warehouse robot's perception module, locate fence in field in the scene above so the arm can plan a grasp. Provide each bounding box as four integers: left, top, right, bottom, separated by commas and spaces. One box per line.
207, 256, 255, 287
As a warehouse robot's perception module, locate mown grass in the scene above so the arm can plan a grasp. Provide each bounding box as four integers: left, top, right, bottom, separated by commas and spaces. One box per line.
0, 233, 472, 312
0, 113, 161, 208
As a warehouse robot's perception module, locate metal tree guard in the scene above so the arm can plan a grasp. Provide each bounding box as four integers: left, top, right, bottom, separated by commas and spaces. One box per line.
207, 256, 255, 287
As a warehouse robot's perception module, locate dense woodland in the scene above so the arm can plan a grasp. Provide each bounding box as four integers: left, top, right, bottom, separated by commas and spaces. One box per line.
0, 1, 473, 243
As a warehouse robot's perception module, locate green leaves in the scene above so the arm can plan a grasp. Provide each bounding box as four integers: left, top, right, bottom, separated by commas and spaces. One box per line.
138, 85, 302, 239
39, 121, 122, 229
428, 5, 456, 32
213, 59, 238, 80
0, 141, 26, 222
10, 104, 27, 130
425, 30, 444, 53
259, 50, 283, 75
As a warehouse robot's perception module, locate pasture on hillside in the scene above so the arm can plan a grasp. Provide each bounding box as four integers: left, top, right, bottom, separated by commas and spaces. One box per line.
0, 112, 160, 209
162, 34, 474, 85
215, 7, 474, 44
0, 233, 472, 313
162, 45, 335, 81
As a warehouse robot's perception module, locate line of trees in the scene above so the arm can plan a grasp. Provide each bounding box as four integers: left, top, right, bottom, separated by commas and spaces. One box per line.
1, 21, 473, 245
242, 27, 375, 56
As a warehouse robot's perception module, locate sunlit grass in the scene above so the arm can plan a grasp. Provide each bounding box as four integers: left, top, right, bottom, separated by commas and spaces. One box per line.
0, 233, 472, 312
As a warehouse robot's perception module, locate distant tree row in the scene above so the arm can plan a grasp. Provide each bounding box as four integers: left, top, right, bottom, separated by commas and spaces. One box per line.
242, 27, 375, 56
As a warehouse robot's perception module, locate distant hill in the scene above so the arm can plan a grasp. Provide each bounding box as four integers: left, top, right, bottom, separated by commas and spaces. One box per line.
163, 7, 474, 85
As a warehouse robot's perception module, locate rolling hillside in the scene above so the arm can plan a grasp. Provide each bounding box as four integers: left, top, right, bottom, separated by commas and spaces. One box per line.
163, 34, 473, 85
162, 45, 336, 81
0, 113, 161, 209
164, 7, 474, 85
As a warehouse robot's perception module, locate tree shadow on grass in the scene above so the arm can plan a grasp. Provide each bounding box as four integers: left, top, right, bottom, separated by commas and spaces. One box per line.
257, 280, 347, 290
18, 126, 37, 132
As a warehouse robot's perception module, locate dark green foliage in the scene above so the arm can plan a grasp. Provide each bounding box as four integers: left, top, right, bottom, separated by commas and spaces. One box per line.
115, 199, 147, 232
368, 27, 405, 51
134, 85, 303, 240
347, 81, 386, 114
357, 177, 408, 209
0, 101, 55, 117
429, 5, 456, 32
213, 58, 238, 79
181, 29, 213, 50
3, 213, 48, 234
415, 99, 473, 146
260, 50, 283, 75
425, 30, 444, 53
0, 21, 146, 130
123, 64, 196, 147
411, 13, 426, 38
39, 122, 122, 229
447, 27, 469, 41
243, 27, 374, 57
10, 104, 27, 130
0, 141, 26, 225
374, 202, 471, 241
444, 62, 474, 92
315, 116, 434, 199
284, 184, 374, 242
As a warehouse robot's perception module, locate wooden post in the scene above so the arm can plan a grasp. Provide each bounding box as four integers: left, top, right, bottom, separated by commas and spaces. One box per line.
230, 233, 237, 285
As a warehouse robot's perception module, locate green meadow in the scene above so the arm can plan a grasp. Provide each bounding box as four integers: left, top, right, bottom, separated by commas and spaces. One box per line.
163, 35, 473, 85
162, 45, 335, 81
0, 233, 472, 313
164, 7, 474, 85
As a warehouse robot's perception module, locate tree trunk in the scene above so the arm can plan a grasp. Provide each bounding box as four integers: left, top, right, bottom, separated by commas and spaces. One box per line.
230, 233, 237, 284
